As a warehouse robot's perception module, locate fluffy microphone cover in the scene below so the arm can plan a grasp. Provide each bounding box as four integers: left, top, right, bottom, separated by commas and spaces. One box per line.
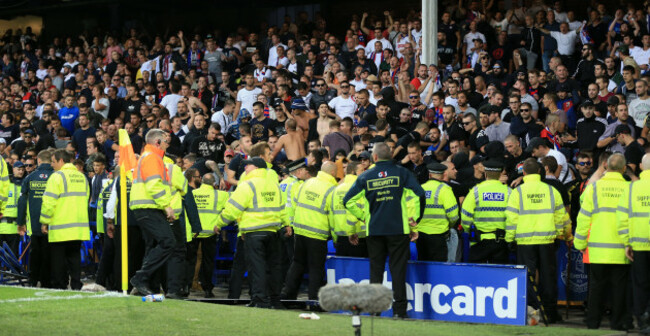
318, 284, 393, 313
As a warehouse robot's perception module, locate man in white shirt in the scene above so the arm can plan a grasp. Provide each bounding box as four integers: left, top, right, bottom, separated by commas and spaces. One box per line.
160, 81, 184, 118
235, 73, 262, 120
392, 23, 413, 59
628, 79, 650, 126
267, 34, 287, 68
364, 27, 393, 55
538, 22, 580, 57
526, 137, 573, 184
632, 34, 650, 70
211, 99, 236, 132
327, 81, 357, 120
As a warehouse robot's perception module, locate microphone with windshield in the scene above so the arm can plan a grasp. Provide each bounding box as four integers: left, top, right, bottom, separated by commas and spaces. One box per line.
319, 284, 393, 336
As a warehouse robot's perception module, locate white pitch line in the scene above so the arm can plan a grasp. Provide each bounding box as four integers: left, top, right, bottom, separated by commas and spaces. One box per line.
0, 291, 126, 303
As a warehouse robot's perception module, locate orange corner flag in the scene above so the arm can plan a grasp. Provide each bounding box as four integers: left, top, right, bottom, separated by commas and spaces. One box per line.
118, 129, 137, 171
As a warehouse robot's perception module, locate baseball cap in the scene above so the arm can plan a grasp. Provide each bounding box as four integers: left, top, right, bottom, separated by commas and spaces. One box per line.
525, 137, 547, 153
580, 100, 595, 109
365, 75, 379, 82
24, 129, 34, 136
470, 155, 486, 166
0, 138, 5, 145
13, 161, 24, 168
359, 151, 371, 160
357, 120, 369, 128
607, 96, 620, 106
224, 149, 235, 157
291, 98, 307, 110
615, 124, 631, 136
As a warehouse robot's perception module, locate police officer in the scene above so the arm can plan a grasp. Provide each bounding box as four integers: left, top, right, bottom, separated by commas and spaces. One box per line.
215, 157, 289, 308
576, 153, 630, 330
17, 149, 54, 287
163, 151, 190, 299
282, 161, 337, 302
0, 161, 25, 255
95, 173, 115, 289
344, 143, 425, 319
129, 129, 175, 296
40, 149, 91, 290
416, 162, 459, 262
0, 153, 9, 218
278, 158, 308, 280
333, 161, 367, 257
461, 160, 511, 264
618, 154, 650, 331
190, 173, 229, 298
105, 167, 146, 293
506, 158, 571, 323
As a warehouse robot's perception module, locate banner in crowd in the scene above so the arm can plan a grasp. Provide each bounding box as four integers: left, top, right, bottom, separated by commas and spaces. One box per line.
325, 257, 527, 325
556, 243, 588, 302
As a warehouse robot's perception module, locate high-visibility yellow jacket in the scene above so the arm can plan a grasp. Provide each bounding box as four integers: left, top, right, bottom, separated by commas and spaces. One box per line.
40, 163, 90, 242
331, 175, 366, 239
216, 168, 288, 233
617, 170, 650, 251
293, 171, 337, 240
0, 156, 9, 213
0, 182, 20, 234
130, 145, 171, 210
164, 158, 188, 220
418, 179, 459, 234
193, 183, 229, 237
280, 175, 303, 224
462, 180, 511, 240
576, 172, 629, 264
505, 174, 570, 245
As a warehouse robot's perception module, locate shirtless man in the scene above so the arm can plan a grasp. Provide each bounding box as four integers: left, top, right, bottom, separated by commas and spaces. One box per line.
271, 119, 306, 161
289, 98, 314, 138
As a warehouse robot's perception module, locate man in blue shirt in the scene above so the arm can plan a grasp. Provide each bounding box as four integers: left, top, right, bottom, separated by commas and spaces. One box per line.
58, 96, 79, 135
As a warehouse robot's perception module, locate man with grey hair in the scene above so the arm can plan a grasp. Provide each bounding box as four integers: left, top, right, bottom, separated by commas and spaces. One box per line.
129, 128, 176, 296
343, 142, 425, 319
575, 153, 631, 330
617, 154, 650, 332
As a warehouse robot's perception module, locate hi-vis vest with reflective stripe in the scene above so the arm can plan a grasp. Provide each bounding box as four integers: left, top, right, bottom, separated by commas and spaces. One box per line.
505, 174, 569, 245
40, 163, 90, 243
280, 175, 301, 224
164, 158, 188, 220
617, 171, 650, 251
193, 184, 229, 238
217, 168, 288, 233
331, 175, 365, 240
0, 182, 20, 234
96, 179, 112, 235
575, 172, 629, 264
461, 180, 511, 240
129, 145, 171, 210
418, 179, 459, 235
293, 171, 337, 241
0, 156, 9, 212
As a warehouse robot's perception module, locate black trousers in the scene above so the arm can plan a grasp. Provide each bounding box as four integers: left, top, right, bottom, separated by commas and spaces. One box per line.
517, 244, 558, 316
95, 234, 115, 289
282, 235, 328, 300
416, 232, 448, 262
279, 228, 294, 284
228, 236, 247, 299
367, 234, 410, 317
632, 251, 650, 321
112, 224, 145, 292
187, 236, 217, 292
335, 237, 368, 258
587, 263, 630, 330
0, 233, 19, 256
50, 240, 82, 290
244, 231, 282, 307
132, 209, 175, 285
28, 235, 50, 287
166, 220, 186, 294
469, 239, 509, 264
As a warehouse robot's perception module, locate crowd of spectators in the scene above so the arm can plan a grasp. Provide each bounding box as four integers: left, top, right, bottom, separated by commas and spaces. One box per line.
0, 1, 648, 230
